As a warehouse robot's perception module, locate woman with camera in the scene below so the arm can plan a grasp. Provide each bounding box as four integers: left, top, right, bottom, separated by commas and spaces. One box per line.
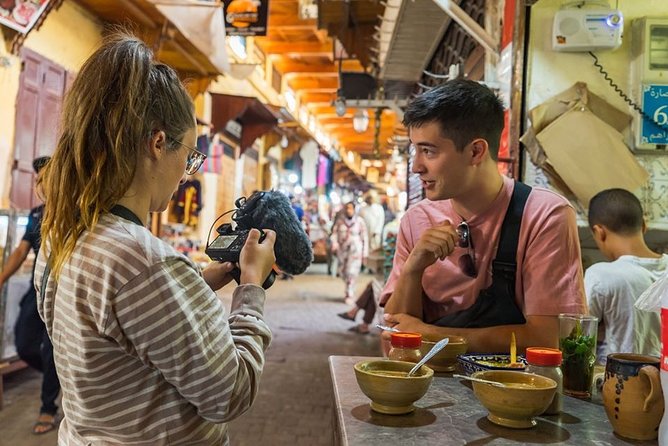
34, 31, 276, 445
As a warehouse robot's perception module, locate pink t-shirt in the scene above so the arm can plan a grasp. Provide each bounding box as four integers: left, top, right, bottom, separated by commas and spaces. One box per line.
380, 176, 586, 322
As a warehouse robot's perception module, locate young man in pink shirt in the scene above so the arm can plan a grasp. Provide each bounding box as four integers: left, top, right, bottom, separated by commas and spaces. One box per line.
380, 80, 586, 352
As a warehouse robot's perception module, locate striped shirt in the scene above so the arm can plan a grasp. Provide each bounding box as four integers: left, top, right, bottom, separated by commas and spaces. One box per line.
34, 213, 272, 445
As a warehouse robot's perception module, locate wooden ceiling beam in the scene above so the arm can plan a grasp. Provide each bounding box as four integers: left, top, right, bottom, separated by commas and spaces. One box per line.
315, 112, 354, 120
325, 126, 397, 136
268, 15, 317, 28
283, 71, 339, 79
298, 92, 337, 103
296, 88, 338, 96
288, 76, 339, 90
320, 115, 396, 126
256, 40, 333, 57
267, 24, 318, 31
272, 58, 363, 74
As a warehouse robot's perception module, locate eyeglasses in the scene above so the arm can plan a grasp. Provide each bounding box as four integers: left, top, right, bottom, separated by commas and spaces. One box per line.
169, 138, 207, 175
456, 221, 477, 278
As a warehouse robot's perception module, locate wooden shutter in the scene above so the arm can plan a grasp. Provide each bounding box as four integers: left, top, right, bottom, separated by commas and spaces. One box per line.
10, 49, 67, 209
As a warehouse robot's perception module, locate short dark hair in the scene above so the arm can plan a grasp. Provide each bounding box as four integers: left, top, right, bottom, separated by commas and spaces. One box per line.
403, 79, 505, 159
33, 156, 51, 174
588, 188, 644, 235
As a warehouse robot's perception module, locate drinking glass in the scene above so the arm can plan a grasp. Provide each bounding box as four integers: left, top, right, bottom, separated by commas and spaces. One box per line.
558, 313, 598, 399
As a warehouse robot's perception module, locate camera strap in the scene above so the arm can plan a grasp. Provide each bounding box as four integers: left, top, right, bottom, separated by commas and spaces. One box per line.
110, 205, 143, 226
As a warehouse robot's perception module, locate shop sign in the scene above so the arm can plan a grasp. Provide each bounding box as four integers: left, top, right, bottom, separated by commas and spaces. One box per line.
641, 84, 668, 145
0, 0, 51, 34
223, 0, 269, 36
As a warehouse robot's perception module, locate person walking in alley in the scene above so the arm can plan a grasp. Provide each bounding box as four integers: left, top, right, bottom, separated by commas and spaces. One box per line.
337, 279, 382, 335
331, 202, 369, 305
585, 188, 664, 361
359, 190, 385, 255
380, 79, 586, 353
34, 32, 276, 444
0, 156, 60, 435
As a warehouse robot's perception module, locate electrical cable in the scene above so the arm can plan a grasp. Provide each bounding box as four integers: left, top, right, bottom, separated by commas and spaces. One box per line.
205, 209, 236, 250
423, 70, 451, 79
561, 0, 610, 10
589, 51, 668, 133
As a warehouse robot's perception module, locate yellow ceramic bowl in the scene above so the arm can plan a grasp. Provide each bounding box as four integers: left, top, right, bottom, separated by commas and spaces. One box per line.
471, 370, 557, 429
354, 359, 434, 415
419, 335, 468, 372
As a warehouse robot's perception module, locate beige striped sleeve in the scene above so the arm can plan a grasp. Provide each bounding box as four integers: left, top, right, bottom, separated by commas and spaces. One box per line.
104, 257, 272, 423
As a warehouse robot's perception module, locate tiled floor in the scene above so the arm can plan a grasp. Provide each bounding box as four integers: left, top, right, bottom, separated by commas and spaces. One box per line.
0, 264, 382, 445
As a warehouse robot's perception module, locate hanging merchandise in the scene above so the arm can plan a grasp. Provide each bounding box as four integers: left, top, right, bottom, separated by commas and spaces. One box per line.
326, 158, 335, 195
196, 133, 211, 156
172, 178, 202, 227
299, 140, 319, 190
317, 153, 331, 188
202, 134, 225, 174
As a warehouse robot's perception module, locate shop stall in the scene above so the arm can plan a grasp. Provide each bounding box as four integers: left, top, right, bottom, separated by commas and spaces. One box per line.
0, 209, 30, 363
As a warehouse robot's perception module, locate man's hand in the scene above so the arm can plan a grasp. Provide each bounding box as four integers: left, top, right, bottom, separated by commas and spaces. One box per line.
403, 221, 458, 274
381, 313, 431, 342
202, 261, 236, 291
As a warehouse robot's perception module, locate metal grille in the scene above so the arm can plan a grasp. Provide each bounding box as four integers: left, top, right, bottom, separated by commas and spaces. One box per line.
413, 0, 518, 179
420, 0, 486, 89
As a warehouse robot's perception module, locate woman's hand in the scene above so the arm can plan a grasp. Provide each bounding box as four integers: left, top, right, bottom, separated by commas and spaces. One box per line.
202, 261, 236, 291
239, 229, 276, 286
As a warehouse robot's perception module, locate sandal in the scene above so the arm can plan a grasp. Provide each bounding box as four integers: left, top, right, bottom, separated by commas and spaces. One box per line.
32, 414, 57, 435
337, 311, 356, 322
348, 325, 370, 335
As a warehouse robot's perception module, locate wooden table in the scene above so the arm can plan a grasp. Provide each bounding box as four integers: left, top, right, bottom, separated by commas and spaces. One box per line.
329, 356, 657, 446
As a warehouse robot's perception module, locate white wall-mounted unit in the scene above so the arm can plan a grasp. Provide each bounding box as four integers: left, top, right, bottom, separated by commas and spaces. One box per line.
552, 8, 623, 52
632, 17, 668, 83
631, 17, 668, 149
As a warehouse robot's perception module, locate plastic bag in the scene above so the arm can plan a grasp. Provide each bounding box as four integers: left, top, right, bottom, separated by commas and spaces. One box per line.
636, 270, 668, 314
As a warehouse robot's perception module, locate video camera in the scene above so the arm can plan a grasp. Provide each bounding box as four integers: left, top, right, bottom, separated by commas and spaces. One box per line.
205, 191, 275, 289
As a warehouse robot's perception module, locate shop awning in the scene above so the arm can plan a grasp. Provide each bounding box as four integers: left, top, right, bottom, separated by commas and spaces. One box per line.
72, 0, 228, 86
210, 94, 279, 153
149, 0, 229, 74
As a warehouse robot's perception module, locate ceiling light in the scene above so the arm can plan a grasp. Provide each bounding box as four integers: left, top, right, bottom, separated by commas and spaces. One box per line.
353, 109, 369, 133
334, 97, 346, 117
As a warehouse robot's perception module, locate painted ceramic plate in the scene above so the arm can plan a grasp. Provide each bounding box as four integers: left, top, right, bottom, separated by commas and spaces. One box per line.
457, 353, 527, 376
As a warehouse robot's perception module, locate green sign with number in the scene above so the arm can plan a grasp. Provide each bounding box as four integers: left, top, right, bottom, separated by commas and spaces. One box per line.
641, 84, 668, 145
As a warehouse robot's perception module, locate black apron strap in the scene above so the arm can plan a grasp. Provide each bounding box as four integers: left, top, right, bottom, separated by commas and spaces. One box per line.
431, 181, 532, 328
492, 181, 532, 281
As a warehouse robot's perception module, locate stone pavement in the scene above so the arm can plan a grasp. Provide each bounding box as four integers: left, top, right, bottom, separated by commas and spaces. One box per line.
0, 264, 382, 445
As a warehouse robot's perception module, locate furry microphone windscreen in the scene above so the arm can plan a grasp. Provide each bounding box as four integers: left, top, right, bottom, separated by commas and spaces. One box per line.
251, 191, 313, 275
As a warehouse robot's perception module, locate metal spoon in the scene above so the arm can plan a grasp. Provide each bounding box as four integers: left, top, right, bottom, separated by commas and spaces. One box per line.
407, 338, 450, 377
452, 374, 508, 388
375, 324, 400, 333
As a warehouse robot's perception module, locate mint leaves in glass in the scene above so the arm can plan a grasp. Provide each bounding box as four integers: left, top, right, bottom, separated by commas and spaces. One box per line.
558, 314, 598, 399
